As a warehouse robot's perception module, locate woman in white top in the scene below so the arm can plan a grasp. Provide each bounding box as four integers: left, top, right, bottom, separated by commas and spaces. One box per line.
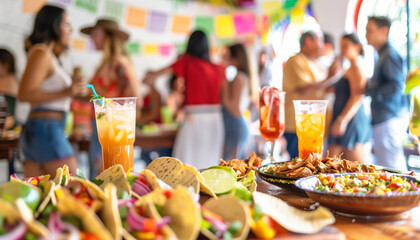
18, 5, 87, 177
221, 43, 257, 159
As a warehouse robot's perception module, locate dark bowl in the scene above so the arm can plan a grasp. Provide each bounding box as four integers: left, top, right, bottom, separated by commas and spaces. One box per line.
257, 163, 304, 193
295, 173, 420, 216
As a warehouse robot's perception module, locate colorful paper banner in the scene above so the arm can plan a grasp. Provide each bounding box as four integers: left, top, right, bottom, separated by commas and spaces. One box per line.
74, 0, 98, 14
127, 42, 141, 54
126, 7, 147, 28
175, 43, 187, 54
144, 44, 159, 55
22, 0, 47, 14
171, 15, 192, 34
215, 15, 235, 38
159, 44, 173, 56
195, 17, 214, 36
148, 11, 168, 33
104, 0, 124, 20
233, 12, 255, 35
261, 1, 281, 16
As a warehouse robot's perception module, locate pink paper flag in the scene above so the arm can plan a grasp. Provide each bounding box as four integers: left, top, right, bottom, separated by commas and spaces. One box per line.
233, 12, 256, 35
159, 45, 173, 57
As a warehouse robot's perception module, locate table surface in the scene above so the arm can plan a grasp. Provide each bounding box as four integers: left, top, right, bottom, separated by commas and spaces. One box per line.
257, 181, 420, 240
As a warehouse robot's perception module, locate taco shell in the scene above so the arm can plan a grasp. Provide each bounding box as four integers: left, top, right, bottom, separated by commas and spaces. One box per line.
100, 184, 122, 240
253, 191, 335, 234
53, 165, 70, 186
94, 164, 131, 196
201, 195, 251, 240
140, 169, 162, 190
35, 180, 56, 218
56, 188, 113, 240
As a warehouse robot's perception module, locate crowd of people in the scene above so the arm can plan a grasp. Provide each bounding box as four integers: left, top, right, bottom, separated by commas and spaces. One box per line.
0, 4, 412, 178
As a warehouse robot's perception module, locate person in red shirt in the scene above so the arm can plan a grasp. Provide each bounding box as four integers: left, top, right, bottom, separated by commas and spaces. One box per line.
144, 30, 224, 169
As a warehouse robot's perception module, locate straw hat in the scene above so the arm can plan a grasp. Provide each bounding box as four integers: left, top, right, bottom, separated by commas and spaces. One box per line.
80, 19, 129, 41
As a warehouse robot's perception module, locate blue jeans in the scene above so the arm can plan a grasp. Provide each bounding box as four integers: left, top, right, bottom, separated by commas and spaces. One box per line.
284, 132, 299, 159
222, 107, 249, 159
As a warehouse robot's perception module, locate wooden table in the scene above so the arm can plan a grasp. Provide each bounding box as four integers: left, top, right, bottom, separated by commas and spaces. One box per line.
69, 130, 178, 152
257, 181, 420, 240
0, 136, 19, 175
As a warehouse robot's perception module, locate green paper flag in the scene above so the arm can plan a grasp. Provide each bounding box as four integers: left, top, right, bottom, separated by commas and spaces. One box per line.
195, 17, 214, 36
75, 0, 98, 13
126, 42, 141, 54
283, 0, 298, 10
175, 43, 187, 54
104, 0, 123, 20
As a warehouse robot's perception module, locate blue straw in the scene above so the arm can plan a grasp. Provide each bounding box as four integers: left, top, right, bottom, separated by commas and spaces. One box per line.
86, 84, 103, 105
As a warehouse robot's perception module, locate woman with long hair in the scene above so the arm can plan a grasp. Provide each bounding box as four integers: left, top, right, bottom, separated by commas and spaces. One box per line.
144, 30, 225, 169
328, 33, 370, 162
221, 43, 258, 159
18, 5, 87, 177
80, 19, 140, 178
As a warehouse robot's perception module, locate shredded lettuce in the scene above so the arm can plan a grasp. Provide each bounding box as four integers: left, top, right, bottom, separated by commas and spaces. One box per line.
76, 169, 85, 179
238, 171, 256, 188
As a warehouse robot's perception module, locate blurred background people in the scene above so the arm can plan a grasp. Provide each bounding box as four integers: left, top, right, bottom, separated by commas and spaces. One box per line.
365, 16, 409, 170
318, 32, 336, 70
328, 33, 370, 163
144, 30, 224, 169
166, 74, 185, 123
80, 18, 140, 178
258, 49, 273, 88
18, 5, 87, 177
283, 31, 341, 159
137, 73, 161, 125
0, 48, 18, 130
221, 43, 257, 159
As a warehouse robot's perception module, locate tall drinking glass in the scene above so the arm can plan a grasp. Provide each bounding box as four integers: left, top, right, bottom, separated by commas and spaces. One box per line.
93, 97, 137, 172
259, 87, 285, 163
293, 100, 328, 159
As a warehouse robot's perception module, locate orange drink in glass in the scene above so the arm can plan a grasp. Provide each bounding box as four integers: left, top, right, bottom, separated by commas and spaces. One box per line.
293, 100, 328, 159
259, 87, 285, 163
93, 97, 137, 172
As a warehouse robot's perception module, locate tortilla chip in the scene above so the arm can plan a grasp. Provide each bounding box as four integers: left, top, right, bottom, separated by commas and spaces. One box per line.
170, 167, 200, 194
140, 169, 162, 190
163, 186, 201, 240
146, 157, 184, 184
35, 180, 56, 218
253, 192, 335, 234
53, 165, 70, 186
94, 164, 131, 196
0, 198, 19, 224
202, 195, 251, 240
183, 164, 217, 198
56, 189, 113, 240
100, 184, 122, 240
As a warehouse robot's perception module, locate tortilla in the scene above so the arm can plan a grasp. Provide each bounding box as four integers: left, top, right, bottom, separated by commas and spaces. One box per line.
35, 180, 56, 218
146, 157, 184, 184
140, 169, 162, 190
253, 191, 335, 234
183, 164, 217, 198
94, 164, 131, 196
163, 186, 201, 240
56, 188, 113, 240
66, 177, 107, 213
53, 165, 70, 186
201, 195, 251, 240
100, 184, 122, 240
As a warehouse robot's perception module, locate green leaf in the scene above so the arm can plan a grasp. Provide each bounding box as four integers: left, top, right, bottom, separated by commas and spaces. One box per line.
223, 231, 233, 240
76, 169, 85, 179
238, 170, 256, 188
91, 178, 104, 186
62, 215, 82, 229
227, 221, 242, 236
23, 232, 37, 240
0, 214, 5, 234
127, 176, 138, 186
119, 206, 128, 219
201, 219, 211, 229
60, 175, 67, 186
89, 93, 104, 103
118, 191, 131, 200
96, 112, 105, 120
252, 204, 264, 222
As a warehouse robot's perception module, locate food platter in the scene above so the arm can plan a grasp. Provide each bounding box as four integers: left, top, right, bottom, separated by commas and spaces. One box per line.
295, 173, 420, 216
257, 163, 303, 193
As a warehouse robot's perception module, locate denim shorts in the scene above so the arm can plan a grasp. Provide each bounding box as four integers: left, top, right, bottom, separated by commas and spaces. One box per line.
19, 110, 74, 163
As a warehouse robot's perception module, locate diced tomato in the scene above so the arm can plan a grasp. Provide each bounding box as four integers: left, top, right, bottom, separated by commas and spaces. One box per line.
380, 173, 390, 181
137, 175, 149, 187
80, 232, 99, 240
386, 182, 402, 189
143, 218, 158, 233
163, 190, 172, 199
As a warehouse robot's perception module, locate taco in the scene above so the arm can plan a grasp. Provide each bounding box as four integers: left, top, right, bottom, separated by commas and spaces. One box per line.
201, 195, 251, 240
139, 185, 201, 240
10, 174, 58, 218
101, 183, 177, 240
92, 164, 168, 199
36, 188, 113, 240
53, 164, 71, 186
146, 157, 216, 197
0, 198, 49, 239
62, 177, 107, 213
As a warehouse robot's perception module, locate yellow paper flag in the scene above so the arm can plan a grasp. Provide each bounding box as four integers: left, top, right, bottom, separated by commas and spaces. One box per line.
215, 15, 235, 38
72, 38, 87, 51
144, 44, 159, 55
22, 0, 47, 14
126, 6, 147, 28
291, 8, 305, 25
261, 1, 281, 16
172, 15, 192, 34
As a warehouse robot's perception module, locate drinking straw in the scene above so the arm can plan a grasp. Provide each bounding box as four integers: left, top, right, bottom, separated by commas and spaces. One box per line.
86, 84, 103, 105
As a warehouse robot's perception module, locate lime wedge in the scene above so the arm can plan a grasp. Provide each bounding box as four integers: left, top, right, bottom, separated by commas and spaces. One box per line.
207, 165, 237, 181
233, 182, 252, 203
201, 168, 237, 195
